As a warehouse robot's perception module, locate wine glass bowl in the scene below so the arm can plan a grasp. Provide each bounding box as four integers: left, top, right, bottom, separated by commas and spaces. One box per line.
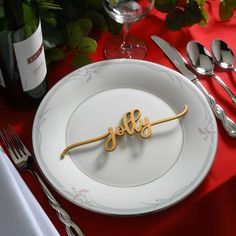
103, 0, 153, 24
102, 0, 155, 59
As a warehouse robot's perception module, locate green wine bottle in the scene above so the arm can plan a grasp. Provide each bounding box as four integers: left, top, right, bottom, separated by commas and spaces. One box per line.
0, 0, 47, 110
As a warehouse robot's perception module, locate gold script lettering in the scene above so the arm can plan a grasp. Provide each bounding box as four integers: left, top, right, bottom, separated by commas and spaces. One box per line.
105, 110, 152, 151
60, 105, 188, 159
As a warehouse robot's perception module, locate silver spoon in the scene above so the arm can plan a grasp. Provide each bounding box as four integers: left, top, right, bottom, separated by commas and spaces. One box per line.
186, 40, 236, 105
211, 38, 236, 72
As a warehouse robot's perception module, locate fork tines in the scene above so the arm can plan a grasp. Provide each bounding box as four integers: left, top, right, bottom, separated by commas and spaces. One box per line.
0, 125, 28, 163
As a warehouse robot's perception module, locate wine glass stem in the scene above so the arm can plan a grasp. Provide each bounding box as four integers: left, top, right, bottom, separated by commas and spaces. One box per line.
121, 22, 132, 51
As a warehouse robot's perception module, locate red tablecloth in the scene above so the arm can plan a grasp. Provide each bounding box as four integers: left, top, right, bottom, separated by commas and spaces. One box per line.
1, 1, 236, 235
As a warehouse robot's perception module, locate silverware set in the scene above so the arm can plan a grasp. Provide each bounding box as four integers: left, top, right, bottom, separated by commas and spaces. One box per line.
151, 35, 236, 138
186, 40, 236, 104
0, 125, 84, 236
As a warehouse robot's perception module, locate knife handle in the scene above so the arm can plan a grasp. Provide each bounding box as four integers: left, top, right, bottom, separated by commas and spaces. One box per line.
195, 80, 236, 137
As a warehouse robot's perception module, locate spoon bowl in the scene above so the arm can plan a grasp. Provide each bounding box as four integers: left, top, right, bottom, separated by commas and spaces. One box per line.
186, 41, 215, 75
211, 38, 236, 72
186, 40, 236, 105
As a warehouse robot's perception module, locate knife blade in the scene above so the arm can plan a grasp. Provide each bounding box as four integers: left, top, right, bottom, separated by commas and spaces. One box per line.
151, 35, 236, 138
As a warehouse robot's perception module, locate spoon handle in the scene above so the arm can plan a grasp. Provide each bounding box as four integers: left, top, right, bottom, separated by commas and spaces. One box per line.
212, 73, 236, 104
194, 80, 236, 137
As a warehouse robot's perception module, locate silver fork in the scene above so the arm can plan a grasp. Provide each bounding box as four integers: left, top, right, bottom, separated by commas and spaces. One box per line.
0, 125, 84, 236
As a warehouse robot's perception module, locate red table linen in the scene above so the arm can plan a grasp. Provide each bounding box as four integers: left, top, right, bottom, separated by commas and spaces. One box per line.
1, 1, 236, 235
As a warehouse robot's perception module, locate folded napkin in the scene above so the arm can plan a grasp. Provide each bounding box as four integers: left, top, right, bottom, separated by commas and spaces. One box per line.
0, 146, 59, 236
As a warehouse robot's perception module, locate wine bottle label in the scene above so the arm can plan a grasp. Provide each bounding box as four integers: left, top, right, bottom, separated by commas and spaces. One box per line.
0, 67, 6, 87
13, 21, 47, 91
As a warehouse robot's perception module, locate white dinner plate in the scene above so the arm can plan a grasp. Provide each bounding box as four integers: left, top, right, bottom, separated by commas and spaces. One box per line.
33, 59, 217, 215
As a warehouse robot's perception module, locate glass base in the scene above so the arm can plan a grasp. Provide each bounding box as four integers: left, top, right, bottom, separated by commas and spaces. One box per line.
104, 35, 147, 59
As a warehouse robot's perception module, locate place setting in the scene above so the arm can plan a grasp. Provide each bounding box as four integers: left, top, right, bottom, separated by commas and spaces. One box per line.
38, 0, 235, 224
32, 58, 218, 215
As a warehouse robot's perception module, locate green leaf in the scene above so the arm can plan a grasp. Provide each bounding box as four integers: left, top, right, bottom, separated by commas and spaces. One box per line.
196, 0, 208, 25
199, 7, 208, 26
68, 24, 83, 48
184, 1, 202, 26
155, 0, 176, 13
197, 0, 207, 7
83, 10, 107, 31
72, 54, 92, 68
46, 47, 65, 61
23, 3, 35, 23
23, 3, 37, 37
76, 18, 93, 37
231, 0, 236, 7
166, 9, 185, 30
219, 0, 234, 20
37, 0, 62, 10
77, 37, 97, 54
40, 11, 57, 26
223, 0, 236, 8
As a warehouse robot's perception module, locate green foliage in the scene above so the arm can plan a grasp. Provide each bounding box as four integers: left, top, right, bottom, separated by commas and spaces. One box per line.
45, 18, 97, 68
77, 37, 97, 54
156, 0, 236, 30
155, 0, 176, 13
46, 47, 64, 64
38, 0, 236, 68
37, 0, 120, 68
67, 23, 83, 48
184, 1, 202, 26
36, 0, 61, 26
83, 9, 107, 31
76, 18, 93, 36
23, 3, 37, 36
220, 0, 236, 20
37, 0, 62, 10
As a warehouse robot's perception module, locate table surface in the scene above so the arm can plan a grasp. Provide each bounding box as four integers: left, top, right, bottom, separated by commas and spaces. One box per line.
1, 2, 236, 236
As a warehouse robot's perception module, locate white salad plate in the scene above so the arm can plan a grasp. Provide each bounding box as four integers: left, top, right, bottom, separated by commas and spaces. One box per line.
33, 59, 218, 215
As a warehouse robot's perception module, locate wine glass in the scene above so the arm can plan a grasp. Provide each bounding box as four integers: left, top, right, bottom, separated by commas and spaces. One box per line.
102, 0, 155, 59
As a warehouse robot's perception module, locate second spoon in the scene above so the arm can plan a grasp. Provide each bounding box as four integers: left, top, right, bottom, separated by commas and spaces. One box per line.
211, 38, 236, 72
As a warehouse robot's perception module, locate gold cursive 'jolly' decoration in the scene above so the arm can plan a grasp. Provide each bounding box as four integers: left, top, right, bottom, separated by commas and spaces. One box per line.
61, 105, 188, 159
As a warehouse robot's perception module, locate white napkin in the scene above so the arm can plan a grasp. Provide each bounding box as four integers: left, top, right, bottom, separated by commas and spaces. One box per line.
0, 146, 60, 236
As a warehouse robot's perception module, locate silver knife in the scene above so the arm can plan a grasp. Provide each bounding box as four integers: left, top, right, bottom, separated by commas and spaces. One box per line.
151, 35, 236, 138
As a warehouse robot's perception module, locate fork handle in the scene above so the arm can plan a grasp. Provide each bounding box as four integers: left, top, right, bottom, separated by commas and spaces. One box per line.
30, 170, 84, 236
